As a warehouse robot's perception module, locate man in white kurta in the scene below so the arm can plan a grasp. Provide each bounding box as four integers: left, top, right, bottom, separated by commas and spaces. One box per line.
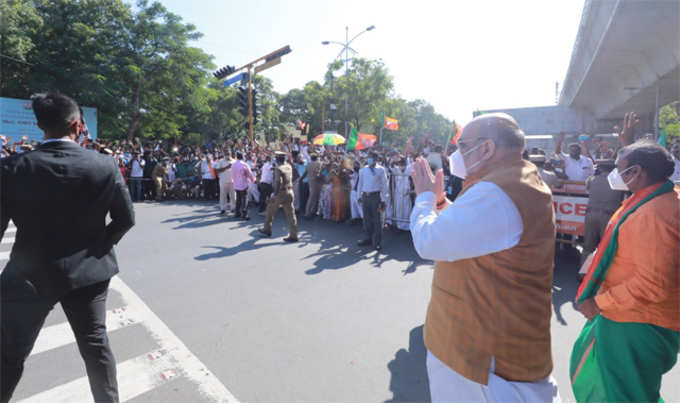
409, 113, 561, 403
213, 152, 235, 214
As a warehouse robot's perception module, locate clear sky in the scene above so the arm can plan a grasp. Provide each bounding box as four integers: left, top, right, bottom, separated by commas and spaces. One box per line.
155, 0, 585, 125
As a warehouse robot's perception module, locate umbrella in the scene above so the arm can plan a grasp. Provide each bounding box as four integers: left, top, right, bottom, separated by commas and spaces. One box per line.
313, 132, 346, 146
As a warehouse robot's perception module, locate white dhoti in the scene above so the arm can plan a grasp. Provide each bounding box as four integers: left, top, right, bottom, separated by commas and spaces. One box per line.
247, 182, 260, 204
426, 351, 561, 403
350, 190, 363, 219
219, 181, 235, 211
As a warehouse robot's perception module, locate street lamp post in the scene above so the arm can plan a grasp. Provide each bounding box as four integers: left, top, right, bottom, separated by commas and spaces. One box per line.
322, 25, 375, 139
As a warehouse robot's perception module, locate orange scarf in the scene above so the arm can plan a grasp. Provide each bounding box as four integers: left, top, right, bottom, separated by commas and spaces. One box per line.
575, 182, 667, 301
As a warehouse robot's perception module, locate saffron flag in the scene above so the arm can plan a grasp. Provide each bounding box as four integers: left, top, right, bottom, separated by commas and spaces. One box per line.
347, 127, 377, 151
450, 121, 463, 144
297, 119, 308, 131
382, 110, 399, 131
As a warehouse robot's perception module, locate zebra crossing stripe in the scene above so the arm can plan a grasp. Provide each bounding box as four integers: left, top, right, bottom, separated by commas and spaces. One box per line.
17, 349, 179, 403
4, 226, 16, 234
110, 276, 238, 402
30, 305, 145, 356
1, 237, 14, 244
0, 251, 9, 260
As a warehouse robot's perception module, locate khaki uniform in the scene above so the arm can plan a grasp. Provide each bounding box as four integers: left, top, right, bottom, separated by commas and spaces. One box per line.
151, 163, 168, 201
582, 173, 625, 262
263, 163, 297, 239
304, 161, 322, 217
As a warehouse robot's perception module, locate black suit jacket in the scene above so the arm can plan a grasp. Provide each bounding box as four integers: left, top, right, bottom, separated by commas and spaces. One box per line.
0, 140, 135, 299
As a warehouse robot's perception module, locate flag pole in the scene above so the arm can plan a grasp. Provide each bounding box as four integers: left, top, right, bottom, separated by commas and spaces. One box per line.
379, 109, 384, 146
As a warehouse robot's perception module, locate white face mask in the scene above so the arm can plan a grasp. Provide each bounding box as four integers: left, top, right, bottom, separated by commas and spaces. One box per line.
607, 166, 635, 191
448, 141, 486, 179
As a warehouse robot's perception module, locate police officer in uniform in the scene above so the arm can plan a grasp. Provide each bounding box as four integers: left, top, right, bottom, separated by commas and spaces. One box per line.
258, 152, 298, 242
581, 159, 626, 268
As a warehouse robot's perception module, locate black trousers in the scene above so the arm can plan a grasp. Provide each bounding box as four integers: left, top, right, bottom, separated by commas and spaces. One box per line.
202, 179, 218, 200
258, 182, 273, 212
297, 182, 309, 214
1, 274, 118, 403
235, 189, 249, 217
362, 192, 383, 247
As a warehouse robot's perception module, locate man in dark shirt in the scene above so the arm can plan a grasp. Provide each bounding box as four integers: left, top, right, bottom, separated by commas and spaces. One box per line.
0, 93, 135, 402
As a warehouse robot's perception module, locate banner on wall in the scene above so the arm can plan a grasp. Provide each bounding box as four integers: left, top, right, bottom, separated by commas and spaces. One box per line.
0, 97, 98, 142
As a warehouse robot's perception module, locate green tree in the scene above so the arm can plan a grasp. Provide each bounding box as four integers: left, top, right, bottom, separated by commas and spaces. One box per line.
659, 101, 680, 141
329, 58, 393, 134
1, 0, 214, 141
0, 0, 42, 95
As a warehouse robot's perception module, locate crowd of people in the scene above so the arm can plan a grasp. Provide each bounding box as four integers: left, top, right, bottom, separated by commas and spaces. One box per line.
3, 119, 680, 249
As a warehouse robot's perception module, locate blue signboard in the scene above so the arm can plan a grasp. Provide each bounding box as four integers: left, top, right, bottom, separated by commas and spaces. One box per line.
0, 97, 98, 142
224, 73, 245, 87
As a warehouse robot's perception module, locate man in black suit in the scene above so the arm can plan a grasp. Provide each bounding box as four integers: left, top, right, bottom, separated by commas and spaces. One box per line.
0, 93, 135, 403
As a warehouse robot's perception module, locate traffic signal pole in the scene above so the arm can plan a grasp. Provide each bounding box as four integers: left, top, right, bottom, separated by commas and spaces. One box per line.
213, 45, 291, 143
248, 66, 254, 143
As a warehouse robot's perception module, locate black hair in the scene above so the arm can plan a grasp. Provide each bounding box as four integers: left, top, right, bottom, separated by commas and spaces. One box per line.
236, 151, 243, 160
311, 154, 318, 161
620, 141, 675, 183
31, 93, 80, 137
275, 154, 286, 164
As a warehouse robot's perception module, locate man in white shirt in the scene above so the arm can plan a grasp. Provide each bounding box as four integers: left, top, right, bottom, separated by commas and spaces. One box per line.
554, 133, 595, 182
195, 154, 217, 200
357, 151, 388, 250
258, 155, 274, 215
530, 154, 563, 189
213, 152, 235, 214
128, 152, 145, 201
410, 113, 560, 402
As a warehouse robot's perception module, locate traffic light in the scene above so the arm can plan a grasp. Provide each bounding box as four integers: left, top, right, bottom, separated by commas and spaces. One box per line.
240, 72, 250, 85
265, 46, 291, 63
238, 87, 249, 116
213, 65, 235, 80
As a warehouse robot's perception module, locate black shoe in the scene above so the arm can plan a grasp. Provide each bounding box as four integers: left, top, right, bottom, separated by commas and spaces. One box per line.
242, 216, 250, 221
357, 239, 371, 247
258, 228, 272, 237
219, 210, 226, 215
283, 236, 298, 243
375, 244, 382, 251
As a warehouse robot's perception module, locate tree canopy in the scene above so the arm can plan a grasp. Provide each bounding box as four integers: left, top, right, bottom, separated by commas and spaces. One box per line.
1, 0, 455, 147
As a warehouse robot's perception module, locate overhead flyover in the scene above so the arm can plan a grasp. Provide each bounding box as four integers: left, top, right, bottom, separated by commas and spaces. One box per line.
481, 0, 680, 135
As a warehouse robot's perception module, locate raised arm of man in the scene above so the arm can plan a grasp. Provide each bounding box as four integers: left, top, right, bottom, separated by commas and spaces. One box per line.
554, 132, 565, 157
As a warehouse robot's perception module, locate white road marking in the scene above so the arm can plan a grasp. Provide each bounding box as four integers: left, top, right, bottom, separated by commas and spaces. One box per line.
1, 237, 14, 244
17, 349, 179, 403
1, 229, 236, 402
30, 305, 145, 356
110, 276, 238, 402
4, 226, 16, 234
